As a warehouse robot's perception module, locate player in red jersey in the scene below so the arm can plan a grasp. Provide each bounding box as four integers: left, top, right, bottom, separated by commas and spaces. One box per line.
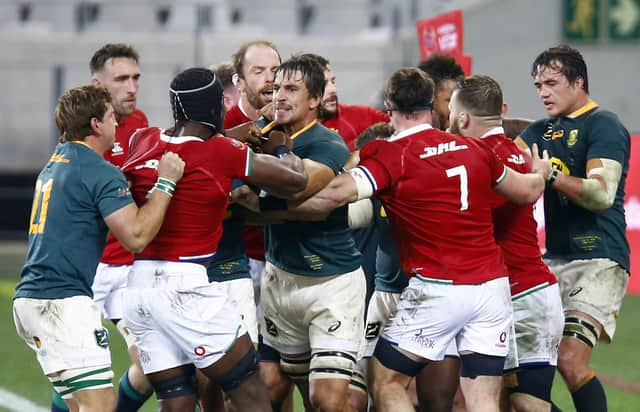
121, 67, 307, 412
78, 44, 152, 412
302, 53, 389, 151
449, 75, 564, 411
291, 68, 552, 412
211, 61, 241, 112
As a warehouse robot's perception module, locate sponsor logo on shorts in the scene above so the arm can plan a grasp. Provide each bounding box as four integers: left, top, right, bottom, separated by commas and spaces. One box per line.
411, 329, 435, 349
499, 331, 507, 343
194, 346, 206, 357
569, 287, 583, 297
139, 350, 150, 365
265, 317, 278, 336
94, 328, 110, 349
569, 286, 582, 297
33, 336, 41, 349
365, 322, 381, 340
328, 321, 342, 333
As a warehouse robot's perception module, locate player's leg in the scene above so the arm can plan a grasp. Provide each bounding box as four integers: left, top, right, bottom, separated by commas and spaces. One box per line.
549, 259, 628, 412
199, 333, 270, 411
13, 296, 117, 412
195, 370, 227, 412
507, 284, 564, 411
259, 339, 295, 411
456, 277, 512, 412
347, 365, 368, 412
95, 263, 153, 411
416, 355, 460, 412
307, 267, 366, 412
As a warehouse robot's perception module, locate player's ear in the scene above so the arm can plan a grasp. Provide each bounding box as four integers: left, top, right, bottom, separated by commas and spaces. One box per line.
91, 76, 101, 87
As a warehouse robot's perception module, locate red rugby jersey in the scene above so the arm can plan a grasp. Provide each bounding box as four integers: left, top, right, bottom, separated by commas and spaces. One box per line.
122, 128, 251, 262
321, 104, 389, 151
223, 104, 265, 261
357, 124, 508, 284
101, 109, 148, 264
482, 130, 557, 296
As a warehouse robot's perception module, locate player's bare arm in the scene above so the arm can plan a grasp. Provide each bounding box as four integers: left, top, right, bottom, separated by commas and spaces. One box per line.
104, 151, 185, 252
293, 172, 359, 215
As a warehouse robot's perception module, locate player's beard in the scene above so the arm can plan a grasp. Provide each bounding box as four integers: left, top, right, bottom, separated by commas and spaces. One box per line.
245, 86, 271, 110
448, 118, 461, 136
320, 95, 339, 120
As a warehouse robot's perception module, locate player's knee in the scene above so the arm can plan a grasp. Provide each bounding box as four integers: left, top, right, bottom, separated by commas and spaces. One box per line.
151, 367, 197, 400
309, 350, 356, 381
372, 337, 424, 386
215, 344, 260, 392
279, 352, 311, 383
53, 365, 115, 399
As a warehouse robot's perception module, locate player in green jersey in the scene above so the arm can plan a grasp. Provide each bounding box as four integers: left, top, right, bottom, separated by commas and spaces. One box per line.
13, 85, 184, 412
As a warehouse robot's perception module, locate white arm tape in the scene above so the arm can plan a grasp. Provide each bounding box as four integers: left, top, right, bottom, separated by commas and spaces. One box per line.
579, 158, 622, 212
348, 199, 374, 229
348, 167, 375, 200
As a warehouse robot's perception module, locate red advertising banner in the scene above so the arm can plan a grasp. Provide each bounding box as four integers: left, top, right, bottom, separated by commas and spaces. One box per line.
535, 135, 640, 294
416, 10, 464, 59
416, 10, 472, 75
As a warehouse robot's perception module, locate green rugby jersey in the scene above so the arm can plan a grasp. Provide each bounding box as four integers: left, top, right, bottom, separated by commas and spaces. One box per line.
521, 101, 630, 271
265, 121, 361, 276
15, 142, 133, 299
207, 180, 251, 282
372, 198, 408, 293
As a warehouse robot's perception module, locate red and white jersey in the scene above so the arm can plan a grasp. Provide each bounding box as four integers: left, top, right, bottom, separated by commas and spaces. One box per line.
102, 109, 149, 264
321, 104, 390, 151
122, 127, 252, 263
482, 128, 557, 296
223, 104, 252, 129
357, 124, 508, 285
223, 103, 265, 261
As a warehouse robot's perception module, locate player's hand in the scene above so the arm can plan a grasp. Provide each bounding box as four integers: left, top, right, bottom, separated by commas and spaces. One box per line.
260, 101, 275, 121
157, 152, 185, 183
530, 143, 551, 180
230, 185, 260, 212
260, 130, 292, 156
224, 121, 264, 148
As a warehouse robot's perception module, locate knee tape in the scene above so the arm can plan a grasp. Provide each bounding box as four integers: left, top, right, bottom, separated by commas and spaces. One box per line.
51, 366, 114, 398
349, 367, 367, 394
564, 315, 600, 348
309, 351, 356, 381
280, 353, 310, 380
216, 346, 259, 392
152, 367, 197, 400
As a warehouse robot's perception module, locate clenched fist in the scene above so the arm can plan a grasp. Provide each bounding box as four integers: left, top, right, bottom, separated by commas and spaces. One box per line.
157, 151, 186, 183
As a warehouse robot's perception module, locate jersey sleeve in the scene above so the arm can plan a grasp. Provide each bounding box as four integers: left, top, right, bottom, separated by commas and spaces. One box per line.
586, 111, 630, 164
366, 106, 390, 124
357, 140, 400, 194
215, 136, 252, 179
304, 137, 350, 175
91, 163, 134, 218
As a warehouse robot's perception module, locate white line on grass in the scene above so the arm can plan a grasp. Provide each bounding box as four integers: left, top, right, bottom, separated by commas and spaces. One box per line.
0, 387, 47, 412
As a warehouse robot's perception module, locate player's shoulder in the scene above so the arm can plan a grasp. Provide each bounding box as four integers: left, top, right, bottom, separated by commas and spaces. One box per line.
584, 106, 625, 128
223, 105, 249, 128
340, 103, 388, 120
130, 108, 149, 126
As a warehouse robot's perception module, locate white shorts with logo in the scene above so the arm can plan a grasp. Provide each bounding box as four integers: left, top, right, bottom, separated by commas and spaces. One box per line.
218, 277, 259, 343
359, 290, 401, 358
92, 263, 131, 320
546, 258, 628, 342
260, 262, 366, 355
506, 283, 564, 369
124, 260, 247, 374
381, 276, 512, 361
13, 295, 112, 375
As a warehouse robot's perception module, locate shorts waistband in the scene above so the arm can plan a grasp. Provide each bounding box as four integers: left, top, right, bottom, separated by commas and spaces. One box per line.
129, 260, 209, 289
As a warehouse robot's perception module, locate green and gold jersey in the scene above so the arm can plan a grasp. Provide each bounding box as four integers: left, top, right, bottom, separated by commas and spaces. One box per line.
15, 142, 133, 299
207, 179, 251, 282
265, 121, 361, 276
521, 101, 630, 271
372, 198, 408, 293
